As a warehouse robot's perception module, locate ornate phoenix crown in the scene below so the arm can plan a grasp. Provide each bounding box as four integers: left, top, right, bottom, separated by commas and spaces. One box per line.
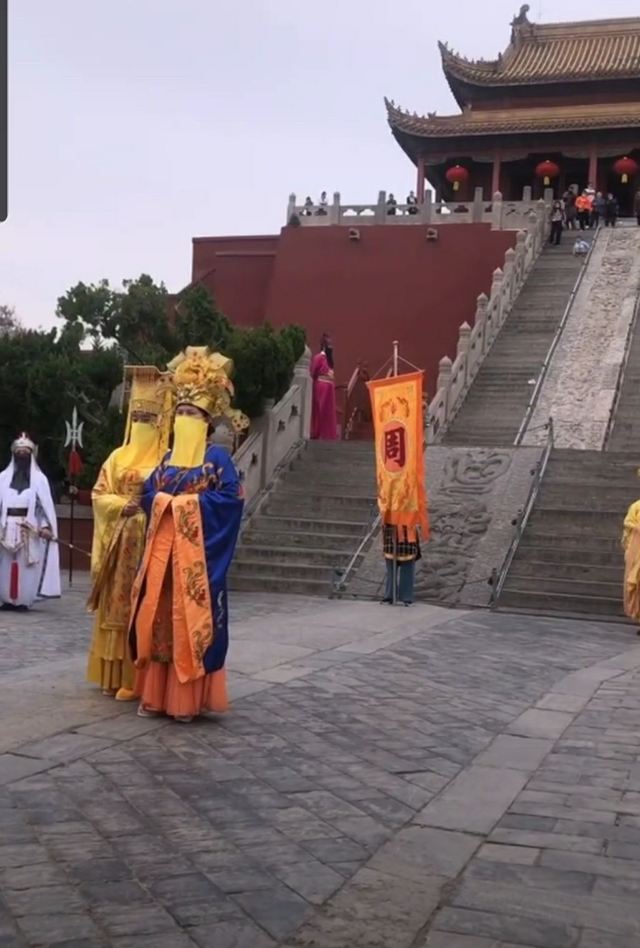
121, 366, 175, 453
167, 347, 249, 433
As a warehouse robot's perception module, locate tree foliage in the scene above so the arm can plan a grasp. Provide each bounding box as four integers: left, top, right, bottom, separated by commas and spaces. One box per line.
56, 276, 306, 418
0, 279, 306, 491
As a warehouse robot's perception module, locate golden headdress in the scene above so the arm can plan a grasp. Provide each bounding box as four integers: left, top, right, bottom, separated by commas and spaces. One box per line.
121, 365, 174, 454
167, 346, 249, 433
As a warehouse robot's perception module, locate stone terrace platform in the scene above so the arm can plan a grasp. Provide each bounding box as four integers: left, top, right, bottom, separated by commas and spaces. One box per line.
2, 583, 640, 947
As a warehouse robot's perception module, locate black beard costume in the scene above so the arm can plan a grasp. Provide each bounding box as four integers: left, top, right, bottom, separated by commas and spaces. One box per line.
10, 455, 31, 493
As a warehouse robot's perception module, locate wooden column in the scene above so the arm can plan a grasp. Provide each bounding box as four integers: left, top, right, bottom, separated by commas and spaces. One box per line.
417, 159, 426, 203
588, 147, 598, 189
491, 152, 502, 197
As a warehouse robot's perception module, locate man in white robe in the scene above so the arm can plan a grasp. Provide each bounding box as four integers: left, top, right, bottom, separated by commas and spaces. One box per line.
0, 433, 61, 609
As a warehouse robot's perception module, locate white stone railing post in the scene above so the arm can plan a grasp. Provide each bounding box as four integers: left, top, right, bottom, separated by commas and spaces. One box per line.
420, 191, 432, 224
486, 267, 504, 349
472, 187, 484, 223
456, 321, 471, 389
287, 193, 296, 224
491, 191, 504, 230
502, 247, 516, 308
293, 345, 312, 439
376, 190, 387, 224
329, 192, 340, 225
436, 356, 452, 424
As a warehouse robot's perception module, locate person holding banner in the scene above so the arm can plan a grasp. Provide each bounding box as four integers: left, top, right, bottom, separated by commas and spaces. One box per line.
382, 524, 421, 606
86, 367, 173, 699
367, 363, 429, 605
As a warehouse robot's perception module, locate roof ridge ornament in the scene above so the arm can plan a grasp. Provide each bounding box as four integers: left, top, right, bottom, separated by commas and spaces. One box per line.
511, 4, 530, 28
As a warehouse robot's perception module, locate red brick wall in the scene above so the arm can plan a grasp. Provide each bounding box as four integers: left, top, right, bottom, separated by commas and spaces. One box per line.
192, 236, 278, 328
264, 224, 516, 399
190, 224, 516, 400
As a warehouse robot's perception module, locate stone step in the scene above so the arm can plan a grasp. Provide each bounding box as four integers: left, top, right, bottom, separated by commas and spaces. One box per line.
228, 575, 331, 596
507, 558, 622, 583
235, 544, 361, 567
519, 534, 622, 555
540, 486, 638, 506
265, 493, 376, 515
242, 528, 364, 551
250, 515, 368, 535
498, 587, 626, 619
231, 558, 337, 582
282, 476, 376, 496
503, 572, 620, 599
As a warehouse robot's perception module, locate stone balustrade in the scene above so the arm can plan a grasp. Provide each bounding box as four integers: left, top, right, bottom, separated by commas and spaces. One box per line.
233, 345, 312, 508
427, 205, 548, 441
287, 189, 552, 233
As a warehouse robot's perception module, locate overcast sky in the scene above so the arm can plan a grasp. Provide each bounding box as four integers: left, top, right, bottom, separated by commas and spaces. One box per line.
3, 0, 639, 329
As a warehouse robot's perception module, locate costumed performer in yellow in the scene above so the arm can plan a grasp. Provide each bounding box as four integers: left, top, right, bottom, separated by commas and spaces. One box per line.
623, 487, 640, 629
86, 366, 173, 699
129, 347, 248, 722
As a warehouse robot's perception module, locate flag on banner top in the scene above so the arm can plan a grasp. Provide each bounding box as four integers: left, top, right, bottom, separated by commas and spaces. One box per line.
67, 448, 83, 478
367, 370, 429, 538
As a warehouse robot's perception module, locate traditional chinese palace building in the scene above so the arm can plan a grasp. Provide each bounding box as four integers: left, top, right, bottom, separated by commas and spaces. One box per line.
386, 9, 640, 213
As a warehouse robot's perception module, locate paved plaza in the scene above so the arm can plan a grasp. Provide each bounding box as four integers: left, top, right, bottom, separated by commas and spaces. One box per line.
1, 583, 640, 946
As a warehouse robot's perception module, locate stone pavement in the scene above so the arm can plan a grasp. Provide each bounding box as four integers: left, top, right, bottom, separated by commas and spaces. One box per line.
1, 582, 640, 946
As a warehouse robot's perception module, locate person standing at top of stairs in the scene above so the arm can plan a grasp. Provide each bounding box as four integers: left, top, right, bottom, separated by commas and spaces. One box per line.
310, 334, 338, 440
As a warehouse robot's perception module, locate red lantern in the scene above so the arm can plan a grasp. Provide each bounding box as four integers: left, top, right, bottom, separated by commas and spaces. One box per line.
535, 160, 560, 187
445, 164, 469, 193
613, 156, 638, 184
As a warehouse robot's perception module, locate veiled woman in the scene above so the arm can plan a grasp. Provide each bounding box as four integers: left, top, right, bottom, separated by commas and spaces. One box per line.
86, 367, 172, 699
129, 347, 248, 722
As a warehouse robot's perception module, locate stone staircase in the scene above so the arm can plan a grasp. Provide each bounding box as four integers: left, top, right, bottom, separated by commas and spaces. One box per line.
229, 441, 376, 595
443, 243, 584, 446
498, 450, 637, 618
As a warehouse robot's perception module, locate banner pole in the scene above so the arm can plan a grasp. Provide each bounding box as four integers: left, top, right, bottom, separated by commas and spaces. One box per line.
392, 340, 399, 605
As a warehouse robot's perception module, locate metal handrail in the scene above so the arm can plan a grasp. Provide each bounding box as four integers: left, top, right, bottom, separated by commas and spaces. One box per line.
514, 228, 600, 446
491, 417, 555, 607
331, 504, 380, 597
603, 291, 640, 450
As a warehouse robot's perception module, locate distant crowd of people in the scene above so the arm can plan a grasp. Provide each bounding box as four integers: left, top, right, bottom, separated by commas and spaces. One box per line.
549, 184, 621, 246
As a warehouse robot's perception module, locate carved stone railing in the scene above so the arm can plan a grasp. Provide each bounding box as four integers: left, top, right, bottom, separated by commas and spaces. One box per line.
233, 346, 312, 507
287, 188, 552, 233
426, 203, 549, 441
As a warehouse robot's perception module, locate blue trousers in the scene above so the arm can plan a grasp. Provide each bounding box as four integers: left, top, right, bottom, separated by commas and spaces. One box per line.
384, 559, 415, 604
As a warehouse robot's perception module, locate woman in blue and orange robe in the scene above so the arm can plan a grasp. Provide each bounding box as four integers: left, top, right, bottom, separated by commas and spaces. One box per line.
129, 395, 244, 722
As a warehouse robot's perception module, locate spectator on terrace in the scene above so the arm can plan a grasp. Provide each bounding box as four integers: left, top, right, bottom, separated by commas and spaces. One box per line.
576, 191, 592, 230
563, 188, 577, 230
386, 194, 398, 215
549, 200, 564, 246
605, 193, 619, 228
591, 192, 606, 228
406, 190, 418, 215
316, 191, 328, 215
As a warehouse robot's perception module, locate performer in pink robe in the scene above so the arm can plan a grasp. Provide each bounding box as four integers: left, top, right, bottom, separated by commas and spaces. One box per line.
310, 345, 338, 441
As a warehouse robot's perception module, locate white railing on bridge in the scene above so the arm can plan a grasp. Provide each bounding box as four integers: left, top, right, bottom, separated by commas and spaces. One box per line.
287, 188, 552, 234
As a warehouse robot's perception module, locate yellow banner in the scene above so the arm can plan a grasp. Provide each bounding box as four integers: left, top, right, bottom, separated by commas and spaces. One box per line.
367, 371, 429, 537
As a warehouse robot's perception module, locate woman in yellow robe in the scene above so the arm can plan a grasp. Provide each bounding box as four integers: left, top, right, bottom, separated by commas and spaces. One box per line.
86, 367, 172, 698
623, 499, 640, 622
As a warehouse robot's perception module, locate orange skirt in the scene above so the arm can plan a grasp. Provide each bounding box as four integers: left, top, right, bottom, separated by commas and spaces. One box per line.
134, 663, 228, 718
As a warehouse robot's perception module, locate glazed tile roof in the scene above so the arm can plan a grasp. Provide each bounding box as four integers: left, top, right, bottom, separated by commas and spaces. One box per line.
440, 16, 640, 86
385, 98, 640, 139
